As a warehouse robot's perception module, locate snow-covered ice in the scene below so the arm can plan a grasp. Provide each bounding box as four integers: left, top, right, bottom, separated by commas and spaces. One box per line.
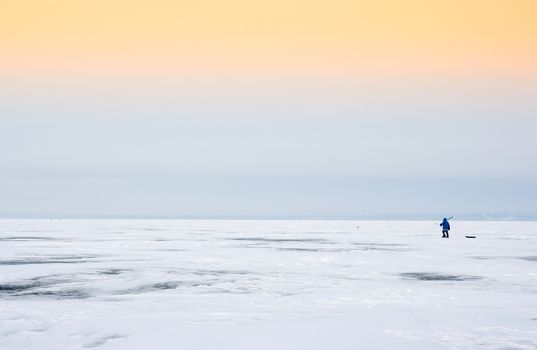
0, 219, 536, 349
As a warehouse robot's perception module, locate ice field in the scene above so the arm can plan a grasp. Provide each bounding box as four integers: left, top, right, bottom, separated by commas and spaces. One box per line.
1, 219, 536, 349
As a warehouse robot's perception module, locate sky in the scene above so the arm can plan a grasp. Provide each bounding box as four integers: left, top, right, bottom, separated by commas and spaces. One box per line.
1, 0, 536, 219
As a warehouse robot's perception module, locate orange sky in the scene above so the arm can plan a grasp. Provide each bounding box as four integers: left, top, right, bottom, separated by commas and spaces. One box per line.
1, 0, 537, 77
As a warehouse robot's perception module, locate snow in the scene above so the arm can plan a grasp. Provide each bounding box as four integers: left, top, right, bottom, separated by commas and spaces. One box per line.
0, 219, 536, 349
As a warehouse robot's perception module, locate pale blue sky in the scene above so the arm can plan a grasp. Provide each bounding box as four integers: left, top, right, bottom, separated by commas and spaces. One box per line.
1, 76, 536, 218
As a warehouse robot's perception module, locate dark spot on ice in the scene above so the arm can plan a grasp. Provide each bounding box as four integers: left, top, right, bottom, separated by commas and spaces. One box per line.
0, 276, 65, 295
0, 281, 40, 292
201, 285, 257, 295
276, 247, 317, 252
152, 238, 208, 242
27, 327, 47, 333
0, 236, 56, 241
400, 272, 482, 281
520, 256, 537, 262
1, 275, 92, 299
84, 334, 126, 348
49, 255, 98, 260
97, 268, 127, 275
153, 282, 181, 290
0, 260, 64, 265
0, 255, 98, 265
19, 289, 91, 299
121, 280, 213, 294
189, 269, 252, 276
0, 329, 18, 337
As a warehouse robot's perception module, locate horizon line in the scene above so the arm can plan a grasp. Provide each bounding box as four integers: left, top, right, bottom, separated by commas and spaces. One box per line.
2, 213, 537, 221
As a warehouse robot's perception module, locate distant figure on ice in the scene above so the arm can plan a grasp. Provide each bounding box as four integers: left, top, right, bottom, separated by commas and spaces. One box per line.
440, 217, 451, 238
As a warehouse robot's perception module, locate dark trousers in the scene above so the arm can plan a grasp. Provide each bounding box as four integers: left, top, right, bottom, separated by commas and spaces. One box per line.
442, 230, 449, 238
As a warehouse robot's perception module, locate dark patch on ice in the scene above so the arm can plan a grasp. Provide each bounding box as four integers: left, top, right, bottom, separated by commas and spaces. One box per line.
400, 272, 482, 281
0, 236, 57, 241
84, 334, 126, 348
27, 327, 47, 333
0, 329, 18, 337
48, 254, 98, 260
0, 260, 78, 265
18, 289, 90, 299
0, 276, 67, 295
189, 269, 252, 276
152, 282, 182, 290
151, 238, 209, 242
121, 280, 213, 295
200, 285, 258, 295
97, 268, 128, 275
520, 256, 537, 262
0, 281, 41, 292
224, 287, 257, 294
0, 274, 94, 300
227, 237, 332, 243
0, 255, 98, 265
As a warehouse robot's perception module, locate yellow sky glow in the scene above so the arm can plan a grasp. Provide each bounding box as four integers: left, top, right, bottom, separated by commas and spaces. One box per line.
1, 0, 536, 77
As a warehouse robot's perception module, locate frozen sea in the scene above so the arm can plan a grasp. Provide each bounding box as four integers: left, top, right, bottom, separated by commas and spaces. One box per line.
0, 219, 536, 349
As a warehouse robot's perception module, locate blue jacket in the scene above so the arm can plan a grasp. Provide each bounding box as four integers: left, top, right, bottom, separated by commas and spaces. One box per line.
440, 218, 450, 230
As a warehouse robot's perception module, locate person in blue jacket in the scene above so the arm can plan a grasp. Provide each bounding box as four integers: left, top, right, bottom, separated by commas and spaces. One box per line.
440, 218, 451, 238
